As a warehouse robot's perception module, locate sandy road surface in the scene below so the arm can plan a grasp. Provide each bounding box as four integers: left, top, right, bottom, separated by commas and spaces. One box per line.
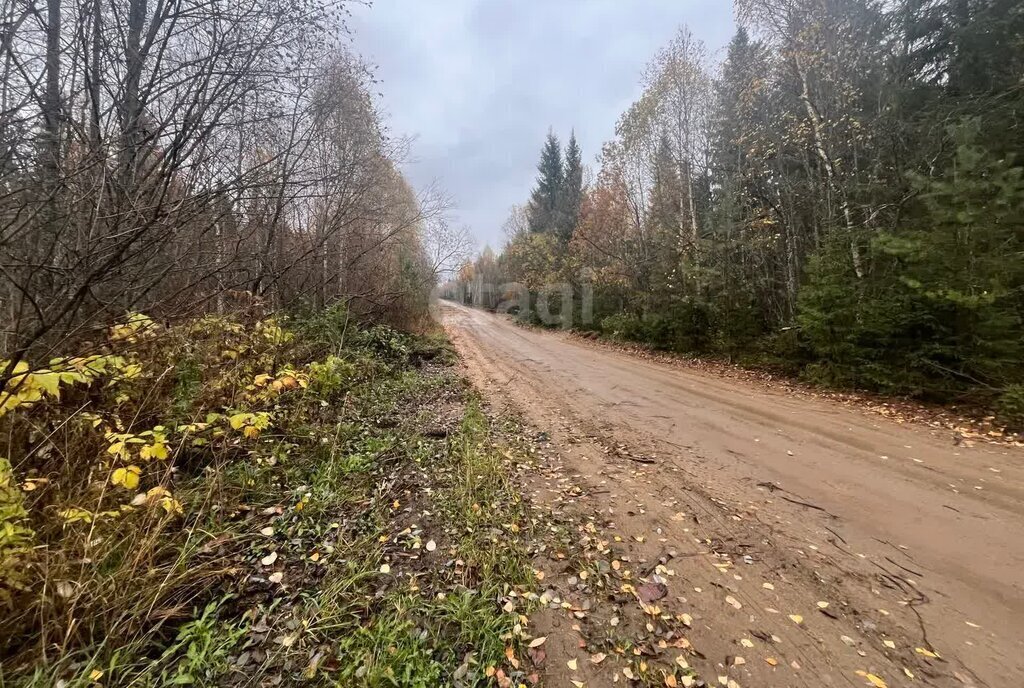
440, 301, 1024, 688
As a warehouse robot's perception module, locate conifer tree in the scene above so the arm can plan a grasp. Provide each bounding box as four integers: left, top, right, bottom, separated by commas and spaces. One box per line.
527, 131, 564, 234
558, 132, 584, 242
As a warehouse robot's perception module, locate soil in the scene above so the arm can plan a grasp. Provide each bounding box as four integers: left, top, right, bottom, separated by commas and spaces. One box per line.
440, 301, 1024, 688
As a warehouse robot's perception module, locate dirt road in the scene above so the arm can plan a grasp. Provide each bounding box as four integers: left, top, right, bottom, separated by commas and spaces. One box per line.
440, 301, 1024, 688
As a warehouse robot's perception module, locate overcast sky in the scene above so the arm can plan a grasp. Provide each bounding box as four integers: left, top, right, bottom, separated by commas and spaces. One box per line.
349, 1, 735, 250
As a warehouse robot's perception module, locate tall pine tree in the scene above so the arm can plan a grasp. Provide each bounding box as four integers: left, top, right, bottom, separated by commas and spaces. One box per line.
527, 131, 564, 234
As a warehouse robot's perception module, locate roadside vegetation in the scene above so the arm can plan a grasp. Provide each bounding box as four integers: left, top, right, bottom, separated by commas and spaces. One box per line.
0, 308, 543, 686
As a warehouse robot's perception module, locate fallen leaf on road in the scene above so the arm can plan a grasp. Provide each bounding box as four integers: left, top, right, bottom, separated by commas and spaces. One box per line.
638, 581, 668, 603
528, 637, 547, 648
789, 614, 803, 624
855, 671, 888, 688
725, 595, 742, 610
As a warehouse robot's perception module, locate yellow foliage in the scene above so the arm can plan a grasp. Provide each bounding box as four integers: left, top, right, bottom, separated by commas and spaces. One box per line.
140, 441, 169, 460
0, 353, 145, 419
109, 313, 157, 343
256, 319, 293, 346
111, 465, 142, 490
1, 457, 35, 606
227, 411, 273, 438
59, 507, 94, 524
160, 496, 183, 516
106, 427, 171, 462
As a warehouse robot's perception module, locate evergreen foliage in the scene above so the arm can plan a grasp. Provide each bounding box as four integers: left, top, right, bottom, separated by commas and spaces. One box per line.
559, 132, 585, 241
527, 132, 565, 234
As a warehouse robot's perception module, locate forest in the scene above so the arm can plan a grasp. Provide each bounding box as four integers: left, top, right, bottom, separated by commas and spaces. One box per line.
451, 0, 1024, 422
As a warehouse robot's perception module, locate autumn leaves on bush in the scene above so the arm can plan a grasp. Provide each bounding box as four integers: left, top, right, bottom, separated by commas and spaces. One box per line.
0, 310, 376, 680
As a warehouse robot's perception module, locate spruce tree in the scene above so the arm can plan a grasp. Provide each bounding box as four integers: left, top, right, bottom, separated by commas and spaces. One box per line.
527, 131, 563, 234
648, 133, 682, 236
558, 132, 583, 242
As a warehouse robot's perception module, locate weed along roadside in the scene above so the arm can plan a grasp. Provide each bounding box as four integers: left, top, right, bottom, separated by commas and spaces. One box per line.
0, 308, 570, 687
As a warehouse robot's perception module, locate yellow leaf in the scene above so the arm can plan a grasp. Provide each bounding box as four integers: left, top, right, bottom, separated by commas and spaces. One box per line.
111, 465, 141, 490
866, 674, 888, 688
89, 669, 104, 681
60, 507, 94, 524
33, 371, 63, 399
140, 441, 169, 460
147, 486, 171, 500
243, 426, 260, 439
228, 413, 250, 430
159, 496, 183, 515
914, 647, 939, 659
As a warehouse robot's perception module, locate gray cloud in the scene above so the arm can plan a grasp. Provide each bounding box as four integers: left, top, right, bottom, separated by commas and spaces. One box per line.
349, 0, 735, 249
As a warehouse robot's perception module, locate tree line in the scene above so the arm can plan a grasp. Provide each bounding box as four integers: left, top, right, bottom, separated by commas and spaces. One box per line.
449, 0, 1024, 422
0, 0, 464, 379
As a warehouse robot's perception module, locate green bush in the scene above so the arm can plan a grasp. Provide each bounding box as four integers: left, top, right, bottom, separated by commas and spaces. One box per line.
308, 355, 356, 398
997, 384, 1024, 429
0, 457, 35, 608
